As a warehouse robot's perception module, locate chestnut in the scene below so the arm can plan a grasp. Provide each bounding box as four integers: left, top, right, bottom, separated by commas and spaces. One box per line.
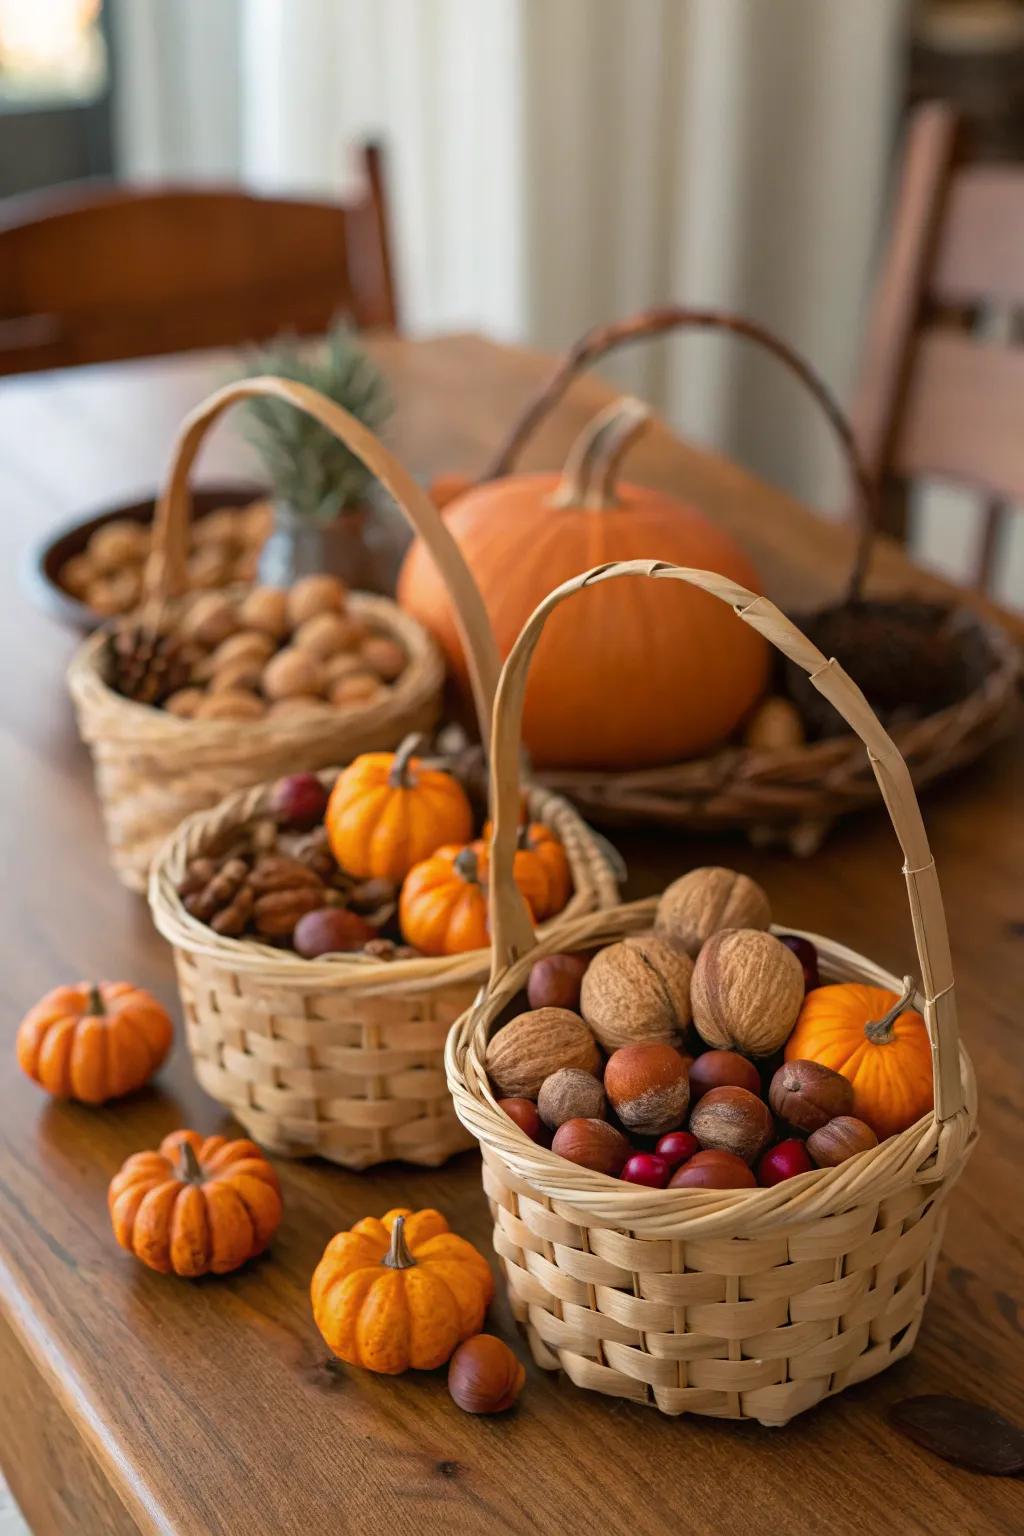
669, 1150, 756, 1189
527, 952, 589, 1012
448, 1334, 525, 1414
806, 1116, 878, 1167
688, 1049, 761, 1103
497, 1098, 550, 1146
551, 1118, 630, 1175
768, 1059, 854, 1134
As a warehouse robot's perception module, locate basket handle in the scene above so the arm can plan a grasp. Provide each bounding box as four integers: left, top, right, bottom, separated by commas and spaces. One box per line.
486, 554, 964, 1126
144, 375, 502, 749
482, 305, 877, 602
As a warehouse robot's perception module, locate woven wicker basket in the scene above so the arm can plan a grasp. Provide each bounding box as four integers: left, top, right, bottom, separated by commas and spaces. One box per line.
146, 403, 621, 1170
480, 306, 1019, 849
68, 376, 465, 892
447, 559, 978, 1423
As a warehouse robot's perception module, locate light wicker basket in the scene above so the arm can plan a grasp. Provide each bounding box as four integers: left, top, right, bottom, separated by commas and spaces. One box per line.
447, 559, 978, 1424
147, 405, 621, 1170
68, 377, 458, 892
479, 306, 1019, 849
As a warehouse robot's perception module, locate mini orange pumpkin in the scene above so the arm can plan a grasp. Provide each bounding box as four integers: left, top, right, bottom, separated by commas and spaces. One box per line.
17, 981, 173, 1104
784, 978, 933, 1140
483, 819, 571, 920
325, 733, 473, 883
311, 1208, 494, 1373
108, 1129, 282, 1276
399, 845, 508, 955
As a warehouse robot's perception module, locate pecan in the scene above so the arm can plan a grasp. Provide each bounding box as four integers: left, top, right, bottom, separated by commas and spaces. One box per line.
177, 856, 218, 899
183, 857, 251, 924
253, 886, 323, 938
250, 854, 324, 896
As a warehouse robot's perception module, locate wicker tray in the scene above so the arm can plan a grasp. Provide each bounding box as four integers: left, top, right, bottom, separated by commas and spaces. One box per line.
447, 558, 977, 1423
479, 306, 1019, 848
67, 376, 483, 891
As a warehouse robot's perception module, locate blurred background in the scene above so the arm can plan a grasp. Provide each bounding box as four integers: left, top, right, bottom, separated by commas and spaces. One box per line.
1, 0, 1023, 606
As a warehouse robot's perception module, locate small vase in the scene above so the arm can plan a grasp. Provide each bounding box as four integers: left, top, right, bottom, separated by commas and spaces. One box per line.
257, 488, 412, 596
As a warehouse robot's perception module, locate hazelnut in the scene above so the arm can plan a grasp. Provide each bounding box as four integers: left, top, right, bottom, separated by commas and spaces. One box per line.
691, 928, 804, 1056
580, 935, 692, 1051
497, 1098, 549, 1145
448, 1335, 525, 1415
743, 696, 805, 751
194, 690, 267, 720
537, 1067, 606, 1129
286, 574, 347, 628
180, 592, 239, 648
60, 552, 95, 597
209, 629, 277, 670
689, 1049, 761, 1103
262, 646, 324, 700
329, 673, 386, 708
551, 1118, 630, 1175
689, 1086, 773, 1165
88, 519, 148, 570
293, 611, 364, 658
655, 867, 771, 958
604, 1042, 689, 1136
164, 687, 205, 718
806, 1116, 878, 1167
238, 586, 290, 639
669, 1149, 757, 1189
485, 1007, 600, 1099
768, 1059, 854, 1134
360, 635, 406, 681
527, 953, 589, 1012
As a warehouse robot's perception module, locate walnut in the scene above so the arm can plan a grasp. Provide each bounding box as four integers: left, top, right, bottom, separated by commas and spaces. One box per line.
60, 552, 96, 597
323, 652, 369, 688
580, 935, 693, 1051
329, 672, 386, 708
249, 854, 326, 938
360, 635, 406, 682
87, 569, 142, 615
209, 630, 277, 671
237, 586, 290, 640
186, 547, 232, 590
655, 867, 771, 958
164, 687, 205, 718
208, 660, 264, 695
262, 646, 324, 700
691, 928, 805, 1056
485, 1007, 600, 1099
286, 574, 347, 628
194, 690, 267, 720
292, 612, 365, 658
180, 856, 254, 936
192, 506, 244, 548
179, 593, 240, 648
87, 519, 148, 570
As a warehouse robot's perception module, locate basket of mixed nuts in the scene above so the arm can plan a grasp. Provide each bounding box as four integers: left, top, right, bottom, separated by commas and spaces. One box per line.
447, 558, 977, 1424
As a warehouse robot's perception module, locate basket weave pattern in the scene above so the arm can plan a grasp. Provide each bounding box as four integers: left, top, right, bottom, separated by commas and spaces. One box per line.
447, 559, 978, 1423
152, 776, 620, 1169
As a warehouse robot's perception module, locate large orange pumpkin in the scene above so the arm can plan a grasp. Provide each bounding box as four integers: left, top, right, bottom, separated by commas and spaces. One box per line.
399, 398, 769, 769
785, 980, 934, 1141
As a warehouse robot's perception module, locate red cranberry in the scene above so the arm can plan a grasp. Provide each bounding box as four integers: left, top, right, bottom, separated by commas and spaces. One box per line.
688, 1050, 761, 1103
497, 1098, 551, 1146
757, 1138, 813, 1186
620, 1153, 671, 1188
654, 1131, 700, 1171
778, 934, 820, 991
269, 772, 329, 829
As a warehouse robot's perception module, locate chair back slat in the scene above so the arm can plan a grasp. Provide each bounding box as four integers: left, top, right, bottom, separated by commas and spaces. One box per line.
930, 166, 1024, 309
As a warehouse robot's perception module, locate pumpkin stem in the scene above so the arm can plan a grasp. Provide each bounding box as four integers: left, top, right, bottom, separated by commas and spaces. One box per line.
388, 733, 426, 789
454, 847, 481, 885
382, 1214, 417, 1271
549, 397, 652, 511
85, 984, 106, 1017
515, 823, 531, 852
865, 976, 917, 1044
177, 1139, 204, 1183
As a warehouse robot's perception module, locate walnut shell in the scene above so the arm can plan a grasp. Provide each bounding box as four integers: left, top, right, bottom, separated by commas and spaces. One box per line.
655, 867, 772, 958
209, 659, 265, 695
209, 629, 277, 671
193, 689, 266, 720
262, 646, 324, 700
691, 928, 804, 1056
87, 570, 141, 615
580, 935, 692, 1051
360, 635, 406, 681
292, 612, 364, 658
61, 552, 96, 597
88, 519, 149, 570
743, 696, 805, 751
286, 574, 347, 628
266, 697, 334, 718
329, 673, 386, 708
768, 1059, 854, 1133
604, 1042, 689, 1136
806, 1116, 878, 1167
179, 593, 239, 648
323, 651, 369, 688
537, 1067, 606, 1129
237, 586, 290, 640
689, 1086, 773, 1164
485, 1007, 600, 1099
164, 687, 205, 718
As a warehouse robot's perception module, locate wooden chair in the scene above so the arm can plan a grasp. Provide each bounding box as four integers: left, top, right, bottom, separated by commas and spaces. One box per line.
853, 100, 1024, 595
0, 143, 398, 376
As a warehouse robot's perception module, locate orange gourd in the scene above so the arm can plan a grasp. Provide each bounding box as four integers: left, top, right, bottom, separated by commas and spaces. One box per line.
108, 1129, 282, 1276
399, 845, 500, 956
17, 981, 173, 1104
325, 733, 473, 882
400, 399, 769, 769
785, 980, 934, 1140
481, 820, 572, 921
311, 1208, 494, 1374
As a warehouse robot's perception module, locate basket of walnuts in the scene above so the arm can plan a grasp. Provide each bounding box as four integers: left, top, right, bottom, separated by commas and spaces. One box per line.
447, 558, 977, 1424
67, 376, 471, 890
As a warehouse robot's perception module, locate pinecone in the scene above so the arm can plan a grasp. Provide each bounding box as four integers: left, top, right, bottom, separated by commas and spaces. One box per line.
107, 619, 194, 707
178, 855, 255, 937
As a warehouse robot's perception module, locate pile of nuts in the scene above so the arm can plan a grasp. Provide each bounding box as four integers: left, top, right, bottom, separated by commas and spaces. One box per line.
60, 501, 273, 617
174, 772, 418, 960
126, 574, 407, 719
486, 866, 884, 1189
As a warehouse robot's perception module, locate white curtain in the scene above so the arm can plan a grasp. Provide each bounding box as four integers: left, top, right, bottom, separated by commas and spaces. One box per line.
110, 0, 909, 516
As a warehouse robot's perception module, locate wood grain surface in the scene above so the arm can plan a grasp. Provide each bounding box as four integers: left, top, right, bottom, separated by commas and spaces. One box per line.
0, 334, 1021, 1536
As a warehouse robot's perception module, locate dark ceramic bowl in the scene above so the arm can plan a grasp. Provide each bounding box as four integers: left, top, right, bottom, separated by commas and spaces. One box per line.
25, 483, 265, 632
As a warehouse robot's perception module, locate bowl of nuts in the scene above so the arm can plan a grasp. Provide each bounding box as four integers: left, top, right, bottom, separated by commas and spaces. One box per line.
446, 558, 977, 1425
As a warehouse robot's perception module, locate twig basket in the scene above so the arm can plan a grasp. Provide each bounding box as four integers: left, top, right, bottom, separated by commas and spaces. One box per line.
482, 307, 1018, 848
69, 377, 453, 891
148, 411, 621, 1170
447, 559, 978, 1423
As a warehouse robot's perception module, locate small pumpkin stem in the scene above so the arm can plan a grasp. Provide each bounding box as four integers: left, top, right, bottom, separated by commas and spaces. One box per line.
388, 734, 426, 789
382, 1214, 417, 1271
865, 975, 917, 1044
177, 1139, 203, 1183
515, 824, 531, 852
454, 847, 481, 885
85, 984, 106, 1017
549, 397, 652, 511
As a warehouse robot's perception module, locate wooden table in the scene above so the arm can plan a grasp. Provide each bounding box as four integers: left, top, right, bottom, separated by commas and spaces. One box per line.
1, 335, 1021, 1536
